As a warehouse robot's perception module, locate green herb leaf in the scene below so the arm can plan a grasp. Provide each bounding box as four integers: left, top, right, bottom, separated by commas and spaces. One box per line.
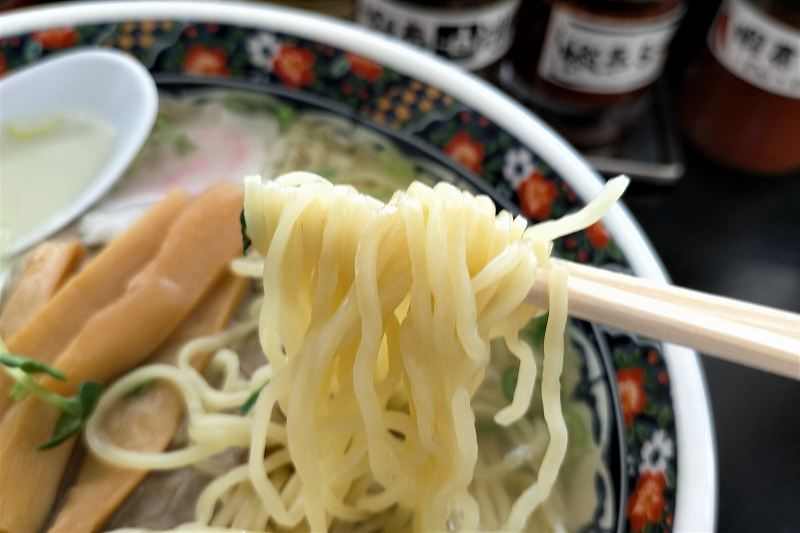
240, 209, 251, 254
276, 104, 294, 130
10, 382, 28, 401
0, 352, 66, 380
174, 133, 196, 156
501, 366, 518, 404
77, 381, 104, 414
527, 313, 549, 351
241, 385, 265, 414
39, 381, 104, 450
40, 410, 83, 450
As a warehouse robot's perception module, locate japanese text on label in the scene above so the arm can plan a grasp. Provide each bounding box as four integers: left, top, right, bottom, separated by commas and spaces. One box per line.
357, 0, 520, 70
537, 6, 682, 94
710, 0, 800, 99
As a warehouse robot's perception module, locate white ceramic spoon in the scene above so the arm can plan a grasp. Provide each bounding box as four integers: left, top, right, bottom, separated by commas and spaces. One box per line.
0, 48, 157, 257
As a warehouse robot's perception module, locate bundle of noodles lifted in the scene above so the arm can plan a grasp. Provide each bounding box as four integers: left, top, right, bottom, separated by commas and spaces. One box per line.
77, 172, 628, 532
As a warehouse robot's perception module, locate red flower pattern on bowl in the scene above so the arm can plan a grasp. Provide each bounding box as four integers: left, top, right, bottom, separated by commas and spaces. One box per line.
627, 471, 667, 532
617, 367, 647, 427
346, 53, 382, 82
32, 28, 78, 50
273, 45, 315, 88
444, 131, 484, 175
586, 221, 611, 249
518, 171, 557, 221
182, 44, 230, 77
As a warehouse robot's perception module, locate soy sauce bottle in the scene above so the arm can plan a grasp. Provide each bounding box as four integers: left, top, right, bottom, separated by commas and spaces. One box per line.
678, 0, 800, 174
500, 0, 685, 147
262, 1, 355, 19
356, 0, 522, 77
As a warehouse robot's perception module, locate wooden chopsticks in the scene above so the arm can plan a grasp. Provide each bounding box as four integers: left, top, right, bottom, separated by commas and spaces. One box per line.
525, 259, 800, 380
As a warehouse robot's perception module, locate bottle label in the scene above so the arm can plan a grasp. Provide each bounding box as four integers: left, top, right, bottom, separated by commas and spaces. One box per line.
356, 0, 521, 70
537, 4, 683, 94
709, 0, 800, 99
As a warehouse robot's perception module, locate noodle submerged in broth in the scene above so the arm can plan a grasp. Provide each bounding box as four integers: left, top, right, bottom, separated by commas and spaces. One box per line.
84, 172, 626, 532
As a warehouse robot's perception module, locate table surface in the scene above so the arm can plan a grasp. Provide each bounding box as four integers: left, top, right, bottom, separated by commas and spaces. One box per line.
622, 152, 800, 533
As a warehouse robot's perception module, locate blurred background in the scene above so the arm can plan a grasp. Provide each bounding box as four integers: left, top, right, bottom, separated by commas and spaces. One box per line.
2, 1, 798, 531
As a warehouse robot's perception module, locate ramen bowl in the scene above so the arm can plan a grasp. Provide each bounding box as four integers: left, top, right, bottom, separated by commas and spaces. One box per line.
0, 2, 716, 531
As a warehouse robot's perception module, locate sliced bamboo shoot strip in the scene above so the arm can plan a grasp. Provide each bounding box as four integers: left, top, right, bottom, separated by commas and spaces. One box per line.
48, 273, 248, 533
0, 191, 190, 419
0, 184, 244, 533
0, 239, 85, 339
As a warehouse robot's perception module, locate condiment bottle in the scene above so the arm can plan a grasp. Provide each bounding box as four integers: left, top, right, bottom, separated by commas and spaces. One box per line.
259, 1, 355, 20
500, 0, 685, 147
355, 0, 522, 76
678, 0, 800, 175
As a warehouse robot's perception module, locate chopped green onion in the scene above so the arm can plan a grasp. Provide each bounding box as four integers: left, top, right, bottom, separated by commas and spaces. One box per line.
276, 104, 294, 130
241, 384, 266, 414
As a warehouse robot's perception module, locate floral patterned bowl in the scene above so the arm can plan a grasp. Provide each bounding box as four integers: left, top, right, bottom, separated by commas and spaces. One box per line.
0, 2, 716, 532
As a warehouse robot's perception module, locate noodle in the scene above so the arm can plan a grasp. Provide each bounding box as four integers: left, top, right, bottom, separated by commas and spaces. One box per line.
86, 173, 628, 532
504, 264, 569, 531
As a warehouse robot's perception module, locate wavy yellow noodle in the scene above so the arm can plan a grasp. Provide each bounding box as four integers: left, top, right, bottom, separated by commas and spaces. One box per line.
87, 173, 627, 532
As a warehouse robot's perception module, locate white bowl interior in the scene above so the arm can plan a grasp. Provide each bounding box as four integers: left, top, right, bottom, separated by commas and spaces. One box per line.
0, 48, 157, 255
